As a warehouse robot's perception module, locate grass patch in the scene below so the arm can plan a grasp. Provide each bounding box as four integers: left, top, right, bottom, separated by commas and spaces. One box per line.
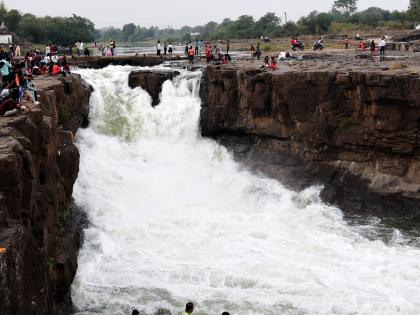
59, 105, 71, 125
338, 117, 359, 129
47, 257, 55, 270
59, 202, 70, 227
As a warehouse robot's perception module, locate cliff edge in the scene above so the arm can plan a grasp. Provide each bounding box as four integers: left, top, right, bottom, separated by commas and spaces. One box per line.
200, 65, 420, 217
0, 75, 91, 314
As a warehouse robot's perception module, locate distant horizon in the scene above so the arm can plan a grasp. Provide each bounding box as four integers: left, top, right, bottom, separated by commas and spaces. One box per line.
8, 0, 410, 29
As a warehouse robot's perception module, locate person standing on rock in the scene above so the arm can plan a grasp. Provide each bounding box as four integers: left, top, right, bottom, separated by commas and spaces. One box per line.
370, 40, 376, 57
344, 36, 349, 50
164, 41, 168, 55
182, 302, 194, 315
110, 40, 116, 56
157, 41, 161, 56
195, 39, 199, 56
168, 43, 173, 55
93, 41, 98, 56
188, 46, 195, 64
379, 37, 386, 56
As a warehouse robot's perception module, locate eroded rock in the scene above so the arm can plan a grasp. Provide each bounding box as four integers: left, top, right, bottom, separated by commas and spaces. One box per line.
128, 70, 180, 106
200, 65, 420, 217
0, 74, 91, 314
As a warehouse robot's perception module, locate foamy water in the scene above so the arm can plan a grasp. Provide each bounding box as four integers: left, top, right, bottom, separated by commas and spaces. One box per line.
71, 66, 420, 315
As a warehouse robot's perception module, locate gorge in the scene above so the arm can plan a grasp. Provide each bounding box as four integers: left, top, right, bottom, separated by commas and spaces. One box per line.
1, 59, 419, 315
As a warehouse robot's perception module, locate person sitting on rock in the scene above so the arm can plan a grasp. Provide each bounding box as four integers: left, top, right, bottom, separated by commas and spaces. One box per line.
264, 55, 270, 67
270, 56, 278, 70
0, 97, 29, 117
52, 63, 61, 75
251, 45, 262, 60
182, 302, 194, 315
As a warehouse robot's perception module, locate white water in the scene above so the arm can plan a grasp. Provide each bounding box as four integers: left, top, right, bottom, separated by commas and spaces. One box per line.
71, 66, 420, 315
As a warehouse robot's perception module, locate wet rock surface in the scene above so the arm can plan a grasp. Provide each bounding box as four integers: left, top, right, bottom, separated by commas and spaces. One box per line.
200, 65, 420, 218
128, 69, 180, 106
0, 74, 91, 314
69, 55, 182, 69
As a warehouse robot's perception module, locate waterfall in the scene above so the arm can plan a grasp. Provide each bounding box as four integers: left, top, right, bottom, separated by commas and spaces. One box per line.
71, 66, 420, 315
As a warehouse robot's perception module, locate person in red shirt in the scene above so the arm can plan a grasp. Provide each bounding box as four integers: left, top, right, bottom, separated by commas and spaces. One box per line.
52, 63, 61, 75
188, 46, 195, 64
205, 44, 212, 63
270, 57, 278, 70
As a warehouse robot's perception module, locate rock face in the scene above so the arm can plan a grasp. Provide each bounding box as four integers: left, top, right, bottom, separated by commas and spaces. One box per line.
200, 65, 420, 217
0, 74, 91, 314
392, 30, 420, 42
128, 70, 180, 106
69, 55, 181, 69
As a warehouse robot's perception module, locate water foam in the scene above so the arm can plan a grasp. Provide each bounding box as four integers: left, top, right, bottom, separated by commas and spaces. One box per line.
71, 66, 420, 315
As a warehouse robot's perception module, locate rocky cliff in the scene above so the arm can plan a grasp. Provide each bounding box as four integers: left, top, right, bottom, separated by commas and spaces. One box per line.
200, 65, 420, 217
128, 69, 180, 106
0, 75, 91, 314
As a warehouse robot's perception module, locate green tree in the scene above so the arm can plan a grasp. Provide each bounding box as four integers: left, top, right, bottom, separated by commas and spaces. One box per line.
234, 15, 255, 39
281, 21, 299, 36
408, 0, 420, 21
122, 23, 136, 41
352, 7, 390, 27
332, 0, 358, 15
4, 9, 20, 31
255, 13, 281, 36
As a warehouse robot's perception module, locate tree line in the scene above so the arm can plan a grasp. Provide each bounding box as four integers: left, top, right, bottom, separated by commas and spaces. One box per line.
100, 0, 417, 42
2, 0, 420, 45
0, 1, 96, 45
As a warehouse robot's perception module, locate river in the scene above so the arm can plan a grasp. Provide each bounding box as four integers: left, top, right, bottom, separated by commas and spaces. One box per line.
71, 66, 420, 315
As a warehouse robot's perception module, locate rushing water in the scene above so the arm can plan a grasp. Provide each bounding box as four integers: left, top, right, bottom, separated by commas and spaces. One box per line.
71, 66, 420, 315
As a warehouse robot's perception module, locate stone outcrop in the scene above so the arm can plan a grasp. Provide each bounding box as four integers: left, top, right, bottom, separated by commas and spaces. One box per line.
128, 70, 180, 106
0, 74, 91, 314
69, 55, 182, 69
200, 65, 420, 217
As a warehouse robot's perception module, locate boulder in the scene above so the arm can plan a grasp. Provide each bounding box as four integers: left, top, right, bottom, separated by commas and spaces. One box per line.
128, 70, 180, 106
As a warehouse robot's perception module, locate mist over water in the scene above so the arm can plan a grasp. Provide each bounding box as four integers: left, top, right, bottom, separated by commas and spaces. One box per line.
71, 66, 420, 315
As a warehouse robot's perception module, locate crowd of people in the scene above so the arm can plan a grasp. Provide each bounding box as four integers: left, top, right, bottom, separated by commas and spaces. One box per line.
131, 302, 230, 315
155, 39, 232, 65
0, 44, 71, 117
357, 37, 387, 57
74, 40, 117, 57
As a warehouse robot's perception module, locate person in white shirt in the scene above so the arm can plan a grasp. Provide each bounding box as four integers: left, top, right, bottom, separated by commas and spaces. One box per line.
379, 38, 386, 56
157, 40, 161, 56
278, 51, 286, 61
79, 42, 84, 56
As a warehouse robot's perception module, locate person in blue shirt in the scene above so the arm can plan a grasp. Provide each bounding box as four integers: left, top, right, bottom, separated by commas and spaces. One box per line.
0, 59, 12, 86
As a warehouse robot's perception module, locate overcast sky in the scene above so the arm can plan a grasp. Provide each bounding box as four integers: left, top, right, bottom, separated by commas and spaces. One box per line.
8, 0, 410, 29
